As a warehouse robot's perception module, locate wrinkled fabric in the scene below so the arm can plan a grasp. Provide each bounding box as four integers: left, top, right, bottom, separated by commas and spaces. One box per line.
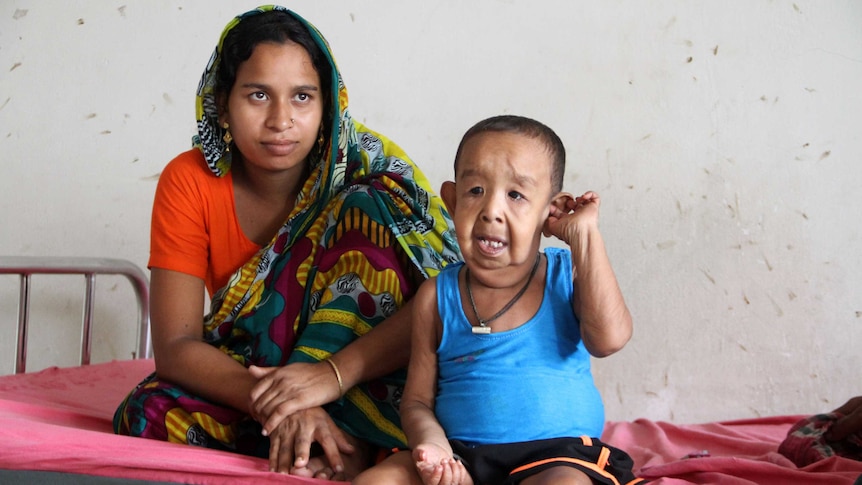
779, 413, 862, 467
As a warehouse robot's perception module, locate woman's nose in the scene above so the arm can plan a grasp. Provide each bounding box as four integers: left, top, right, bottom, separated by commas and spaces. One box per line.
267, 102, 294, 130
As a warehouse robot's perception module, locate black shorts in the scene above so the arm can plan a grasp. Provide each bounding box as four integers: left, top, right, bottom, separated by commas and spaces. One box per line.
449, 436, 645, 485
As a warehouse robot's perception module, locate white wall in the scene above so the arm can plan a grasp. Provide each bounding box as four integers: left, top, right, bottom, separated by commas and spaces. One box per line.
1, 1, 860, 424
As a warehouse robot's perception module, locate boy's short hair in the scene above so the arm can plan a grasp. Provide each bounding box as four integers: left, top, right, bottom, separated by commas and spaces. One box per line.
453, 115, 566, 193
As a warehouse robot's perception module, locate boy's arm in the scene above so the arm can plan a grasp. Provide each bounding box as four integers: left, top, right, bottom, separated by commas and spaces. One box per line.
571, 217, 633, 357
546, 191, 633, 357
400, 277, 453, 456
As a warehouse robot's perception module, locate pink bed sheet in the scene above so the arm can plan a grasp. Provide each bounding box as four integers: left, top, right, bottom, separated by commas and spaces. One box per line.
1, 360, 860, 484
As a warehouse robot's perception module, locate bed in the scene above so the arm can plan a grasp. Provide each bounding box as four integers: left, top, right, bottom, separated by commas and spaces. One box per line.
2, 257, 860, 484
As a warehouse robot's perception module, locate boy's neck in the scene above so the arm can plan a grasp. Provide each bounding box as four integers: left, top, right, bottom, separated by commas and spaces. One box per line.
465, 253, 541, 333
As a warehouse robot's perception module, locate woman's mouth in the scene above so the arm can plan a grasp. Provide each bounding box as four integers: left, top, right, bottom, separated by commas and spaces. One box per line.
262, 140, 298, 156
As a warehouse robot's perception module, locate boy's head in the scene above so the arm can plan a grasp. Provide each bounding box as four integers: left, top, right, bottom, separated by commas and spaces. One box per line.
442, 115, 568, 275
453, 115, 566, 194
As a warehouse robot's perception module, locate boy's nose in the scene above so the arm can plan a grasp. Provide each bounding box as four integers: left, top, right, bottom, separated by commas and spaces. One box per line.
480, 197, 505, 223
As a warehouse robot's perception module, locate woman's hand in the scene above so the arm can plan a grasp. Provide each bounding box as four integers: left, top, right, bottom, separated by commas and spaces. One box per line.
249, 362, 342, 434
266, 405, 355, 476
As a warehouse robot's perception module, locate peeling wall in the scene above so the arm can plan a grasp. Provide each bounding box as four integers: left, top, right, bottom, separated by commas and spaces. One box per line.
1, 1, 860, 424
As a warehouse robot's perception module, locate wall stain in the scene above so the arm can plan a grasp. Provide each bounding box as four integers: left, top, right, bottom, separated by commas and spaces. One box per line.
768, 294, 784, 317
10, 62, 22, 72
77, 18, 85, 25
700, 268, 716, 285
663, 17, 677, 32
762, 254, 773, 271
13, 9, 28, 19
713, 45, 719, 56
819, 150, 831, 161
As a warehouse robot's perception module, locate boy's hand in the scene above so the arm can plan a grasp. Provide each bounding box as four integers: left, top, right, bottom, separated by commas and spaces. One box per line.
544, 191, 601, 245
413, 443, 472, 485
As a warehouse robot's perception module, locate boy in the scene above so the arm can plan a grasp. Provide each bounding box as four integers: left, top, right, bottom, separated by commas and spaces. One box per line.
354, 115, 641, 485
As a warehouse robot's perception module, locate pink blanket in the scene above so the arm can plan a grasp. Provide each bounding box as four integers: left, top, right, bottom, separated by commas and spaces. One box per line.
1, 360, 860, 484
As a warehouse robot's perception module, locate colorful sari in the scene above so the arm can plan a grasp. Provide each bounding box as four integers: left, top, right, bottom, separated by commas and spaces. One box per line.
114, 5, 460, 454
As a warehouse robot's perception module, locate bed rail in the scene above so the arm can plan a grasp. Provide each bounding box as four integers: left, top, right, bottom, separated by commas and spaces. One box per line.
0, 256, 151, 374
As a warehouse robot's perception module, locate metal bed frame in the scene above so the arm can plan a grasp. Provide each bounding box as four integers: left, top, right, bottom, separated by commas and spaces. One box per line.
0, 256, 151, 374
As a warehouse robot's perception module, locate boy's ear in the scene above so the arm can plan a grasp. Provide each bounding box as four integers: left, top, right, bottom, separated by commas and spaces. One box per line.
550, 191, 574, 213
543, 192, 574, 237
440, 181, 457, 214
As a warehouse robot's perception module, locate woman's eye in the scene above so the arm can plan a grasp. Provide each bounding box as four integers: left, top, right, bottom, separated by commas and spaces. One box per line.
251, 91, 268, 101
296, 92, 310, 102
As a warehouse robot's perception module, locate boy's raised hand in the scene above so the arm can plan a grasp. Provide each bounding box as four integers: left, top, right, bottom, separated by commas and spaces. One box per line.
544, 191, 601, 244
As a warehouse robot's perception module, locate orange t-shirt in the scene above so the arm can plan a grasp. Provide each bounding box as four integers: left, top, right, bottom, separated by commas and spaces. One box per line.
149, 149, 261, 296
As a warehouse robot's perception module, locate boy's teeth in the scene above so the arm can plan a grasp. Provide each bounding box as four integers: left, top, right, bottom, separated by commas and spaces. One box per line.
482, 238, 503, 248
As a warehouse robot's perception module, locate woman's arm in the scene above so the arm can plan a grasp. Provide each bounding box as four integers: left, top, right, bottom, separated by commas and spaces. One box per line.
150, 267, 258, 412
250, 299, 413, 434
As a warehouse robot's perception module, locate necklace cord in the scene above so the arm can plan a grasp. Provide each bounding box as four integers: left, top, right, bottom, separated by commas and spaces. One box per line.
466, 253, 541, 328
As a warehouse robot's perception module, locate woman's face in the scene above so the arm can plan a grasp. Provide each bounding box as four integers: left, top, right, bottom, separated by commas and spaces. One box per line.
223, 41, 324, 174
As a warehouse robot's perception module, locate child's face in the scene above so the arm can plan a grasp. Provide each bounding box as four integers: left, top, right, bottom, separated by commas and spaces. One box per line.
445, 131, 556, 279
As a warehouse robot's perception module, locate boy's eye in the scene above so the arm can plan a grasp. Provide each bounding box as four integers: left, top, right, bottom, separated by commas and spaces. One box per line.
468, 187, 483, 195
508, 191, 525, 200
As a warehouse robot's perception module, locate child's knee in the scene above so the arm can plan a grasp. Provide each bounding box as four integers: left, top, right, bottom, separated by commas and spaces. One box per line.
352, 451, 419, 485
520, 465, 592, 485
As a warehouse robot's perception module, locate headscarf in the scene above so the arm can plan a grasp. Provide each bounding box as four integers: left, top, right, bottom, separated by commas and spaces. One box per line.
193, 6, 459, 448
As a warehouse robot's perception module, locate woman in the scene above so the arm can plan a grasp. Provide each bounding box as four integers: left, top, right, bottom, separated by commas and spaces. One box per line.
113, 6, 459, 480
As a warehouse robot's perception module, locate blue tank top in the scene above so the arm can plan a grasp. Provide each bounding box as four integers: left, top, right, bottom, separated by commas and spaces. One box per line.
434, 247, 604, 446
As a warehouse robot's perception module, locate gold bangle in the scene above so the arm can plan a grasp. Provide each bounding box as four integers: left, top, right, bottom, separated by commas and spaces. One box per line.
324, 358, 344, 397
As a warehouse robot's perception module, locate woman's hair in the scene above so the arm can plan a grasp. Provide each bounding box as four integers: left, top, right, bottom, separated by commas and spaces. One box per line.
453, 115, 566, 193
215, 10, 333, 151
